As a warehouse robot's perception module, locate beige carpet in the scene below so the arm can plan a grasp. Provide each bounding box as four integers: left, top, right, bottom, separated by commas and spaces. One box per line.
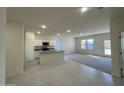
65, 53, 112, 74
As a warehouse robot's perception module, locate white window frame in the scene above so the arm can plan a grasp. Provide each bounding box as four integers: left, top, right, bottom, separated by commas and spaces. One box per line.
87, 39, 94, 50
81, 40, 87, 49
55, 39, 62, 50
104, 40, 111, 55
81, 39, 94, 50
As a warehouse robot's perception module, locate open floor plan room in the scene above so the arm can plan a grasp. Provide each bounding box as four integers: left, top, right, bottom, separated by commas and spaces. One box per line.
1, 7, 124, 86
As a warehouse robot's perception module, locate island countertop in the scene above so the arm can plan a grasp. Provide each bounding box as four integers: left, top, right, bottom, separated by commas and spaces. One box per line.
39, 50, 65, 65
39, 50, 64, 54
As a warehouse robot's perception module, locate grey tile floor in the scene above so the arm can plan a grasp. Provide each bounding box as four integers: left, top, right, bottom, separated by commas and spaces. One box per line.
6, 59, 124, 86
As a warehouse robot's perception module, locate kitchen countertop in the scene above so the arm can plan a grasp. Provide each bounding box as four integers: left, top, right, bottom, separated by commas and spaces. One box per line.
39, 50, 64, 54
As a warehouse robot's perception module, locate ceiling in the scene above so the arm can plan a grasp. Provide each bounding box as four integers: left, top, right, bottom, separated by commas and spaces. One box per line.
7, 7, 110, 37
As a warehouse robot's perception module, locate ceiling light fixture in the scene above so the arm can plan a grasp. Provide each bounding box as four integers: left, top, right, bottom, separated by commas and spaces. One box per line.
37, 31, 41, 34
80, 7, 88, 12
41, 25, 47, 29
79, 33, 82, 35
67, 29, 71, 33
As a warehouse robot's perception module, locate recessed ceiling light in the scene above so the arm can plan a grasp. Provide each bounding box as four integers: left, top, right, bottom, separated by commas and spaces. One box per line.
40, 25, 47, 29
37, 31, 41, 34
67, 29, 71, 33
79, 33, 82, 35
80, 7, 88, 12
57, 33, 60, 36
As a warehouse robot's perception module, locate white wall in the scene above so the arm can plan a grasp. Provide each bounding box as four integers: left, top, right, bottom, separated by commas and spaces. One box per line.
0, 8, 6, 85
60, 36, 75, 53
110, 8, 124, 77
25, 32, 35, 62
75, 33, 110, 57
6, 21, 24, 77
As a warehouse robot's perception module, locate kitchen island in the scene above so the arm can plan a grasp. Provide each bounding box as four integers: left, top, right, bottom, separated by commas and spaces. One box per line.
39, 50, 64, 65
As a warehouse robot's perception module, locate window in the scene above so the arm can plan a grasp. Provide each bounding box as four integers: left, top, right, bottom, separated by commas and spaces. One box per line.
81, 39, 94, 50
81, 40, 87, 49
87, 39, 94, 49
104, 40, 111, 55
55, 39, 62, 50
